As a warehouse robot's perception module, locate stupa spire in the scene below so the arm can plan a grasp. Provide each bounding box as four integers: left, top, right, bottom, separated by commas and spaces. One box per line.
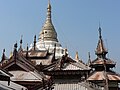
39, 0, 58, 42
47, 0, 51, 20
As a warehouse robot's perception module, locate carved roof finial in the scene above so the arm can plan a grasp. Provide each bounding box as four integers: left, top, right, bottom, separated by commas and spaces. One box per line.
13, 42, 18, 60
1, 49, 5, 61
95, 26, 108, 56
14, 42, 18, 50
3, 49, 5, 53
33, 35, 36, 50
20, 35, 23, 45
27, 43, 29, 51
98, 26, 102, 39
26, 43, 29, 59
19, 35, 23, 52
88, 52, 91, 66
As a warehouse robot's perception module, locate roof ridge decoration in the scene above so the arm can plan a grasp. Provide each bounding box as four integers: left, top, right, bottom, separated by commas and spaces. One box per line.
18, 35, 23, 53
87, 52, 91, 66
1, 49, 8, 63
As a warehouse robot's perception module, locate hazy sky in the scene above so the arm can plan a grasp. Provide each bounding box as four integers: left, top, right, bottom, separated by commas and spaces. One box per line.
0, 0, 120, 72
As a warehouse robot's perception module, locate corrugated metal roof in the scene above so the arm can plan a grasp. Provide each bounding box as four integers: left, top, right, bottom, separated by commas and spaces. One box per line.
0, 81, 27, 90
43, 57, 90, 71
87, 71, 120, 81
62, 61, 90, 70
10, 71, 42, 82
52, 81, 102, 90
91, 58, 115, 65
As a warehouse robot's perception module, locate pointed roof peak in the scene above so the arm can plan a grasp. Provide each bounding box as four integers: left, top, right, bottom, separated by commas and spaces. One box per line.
13, 42, 18, 53
1, 49, 8, 63
95, 27, 108, 55
48, 0, 51, 9
3, 49, 5, 53
2, 49, 5, 58
34, 35, 36, 42
20, 35, 23, 45
27, 43, 29, 51
13, 42, 18, 60
47, 0, 51, 20
19, 35, 23, 52
33, 35, 36, 50
14, 42, 18, 49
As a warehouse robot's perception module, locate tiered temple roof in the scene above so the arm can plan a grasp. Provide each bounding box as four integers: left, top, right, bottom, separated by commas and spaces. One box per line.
0, 43, 49, 90
87, 27, 120, 90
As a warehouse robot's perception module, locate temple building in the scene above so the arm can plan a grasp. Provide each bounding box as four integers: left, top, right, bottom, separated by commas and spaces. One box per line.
42, 52, 98, 90
87, 27, 120, 90
0, 43, 51, 90
0, 0, 120, 90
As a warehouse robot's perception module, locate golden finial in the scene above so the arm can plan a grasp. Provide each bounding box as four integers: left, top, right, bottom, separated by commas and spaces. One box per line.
75, 51, 79, 62
48, 0, 51, 10
9, 51, 13, 59
9, 46, 13, 58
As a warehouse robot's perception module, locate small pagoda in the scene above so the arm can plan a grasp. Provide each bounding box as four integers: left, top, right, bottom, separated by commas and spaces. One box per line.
87, 27, 120, 90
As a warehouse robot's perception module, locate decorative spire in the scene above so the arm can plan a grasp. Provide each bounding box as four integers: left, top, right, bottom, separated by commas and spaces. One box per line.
88, 52, 91, 66
33, 35, 36, 50
3, 49, 5, 53
18, 35, 23, 52
14, 42, 18, 50
75, 51, 79, 62
9, 51, 13, 59
1, 49, 6, 62
47, 0, 51, 20
9, 47, 13, 58
64, 48, 68, 57
20, 35, 23, 48
26, 43, 29, 59
13, 42, 18, 60
98, 26, 102, 39
95, 26, 108, 57
27, 43, 29, 51
39, 0, 58, 42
